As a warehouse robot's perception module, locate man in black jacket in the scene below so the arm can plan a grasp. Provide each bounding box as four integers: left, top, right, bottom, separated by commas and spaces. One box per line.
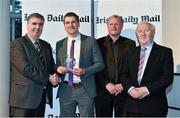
95, 15, 136, 117
121, 21, 173, 117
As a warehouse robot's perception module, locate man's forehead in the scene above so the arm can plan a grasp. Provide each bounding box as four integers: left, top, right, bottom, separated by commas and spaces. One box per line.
28, 17, 44, 23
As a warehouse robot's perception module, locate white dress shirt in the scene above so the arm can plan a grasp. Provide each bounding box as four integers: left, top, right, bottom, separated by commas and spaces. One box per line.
64, 33, 81, 83
128, 41, 154, 94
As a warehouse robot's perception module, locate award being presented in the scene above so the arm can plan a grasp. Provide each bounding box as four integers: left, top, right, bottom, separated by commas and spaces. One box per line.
63, 55, 76, 72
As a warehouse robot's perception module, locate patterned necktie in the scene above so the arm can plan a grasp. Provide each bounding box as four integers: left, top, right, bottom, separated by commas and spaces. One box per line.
137, 47, 147, 85
68, 40, 75, 86
34, 41, 45, 67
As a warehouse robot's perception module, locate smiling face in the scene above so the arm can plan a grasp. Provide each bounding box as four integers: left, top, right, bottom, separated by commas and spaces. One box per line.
64, 16, 80, 37
27, 17, 44, 40
107, 16, 123, 37
136, 22, 155, 47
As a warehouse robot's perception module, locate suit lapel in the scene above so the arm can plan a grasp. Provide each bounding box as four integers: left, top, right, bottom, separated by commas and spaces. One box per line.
24, 35, 41, 59
24, 35, 45, 68
60, 38, 68, 65
143, 43, 158, 76
24, 35, 37, 53
79, 34, 85, 66
39, 39, 48, 68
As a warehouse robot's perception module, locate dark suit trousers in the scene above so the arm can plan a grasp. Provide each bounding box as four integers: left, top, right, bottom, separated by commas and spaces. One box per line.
59, 84, 94, 117
95, 92, 126, 117
10, 90, 46, 117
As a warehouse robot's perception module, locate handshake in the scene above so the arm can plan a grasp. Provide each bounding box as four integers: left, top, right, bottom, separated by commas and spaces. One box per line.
49, 73, 61, 86
57, 66, 85, 77
49, 64, 86, 86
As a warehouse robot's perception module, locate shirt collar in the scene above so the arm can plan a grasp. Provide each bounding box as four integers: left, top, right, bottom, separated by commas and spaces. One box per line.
107, 35, 122, 43
27, 34, 39, 44
141, 41, 154, 51
68, 33, 80, 41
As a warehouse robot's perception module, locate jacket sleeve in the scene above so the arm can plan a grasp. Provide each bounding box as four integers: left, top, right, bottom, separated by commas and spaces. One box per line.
83, 38, 104, 78
11, 39, 50, 85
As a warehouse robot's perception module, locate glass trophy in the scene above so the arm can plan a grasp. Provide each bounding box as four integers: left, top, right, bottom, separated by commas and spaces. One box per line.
63, 55, 76, 72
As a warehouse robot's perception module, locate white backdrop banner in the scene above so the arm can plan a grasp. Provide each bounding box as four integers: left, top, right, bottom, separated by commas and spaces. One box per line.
22, 0, 162, 117
95, 0, 162, 44
22, 0, 92, 50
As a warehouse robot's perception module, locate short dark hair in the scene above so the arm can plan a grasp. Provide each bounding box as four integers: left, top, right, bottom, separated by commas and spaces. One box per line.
27, 13, 45, 23
63, 12, 79, 23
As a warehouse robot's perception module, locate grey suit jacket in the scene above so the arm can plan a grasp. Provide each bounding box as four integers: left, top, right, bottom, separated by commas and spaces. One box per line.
56, 33, 104, 97
10, 35, 55, 109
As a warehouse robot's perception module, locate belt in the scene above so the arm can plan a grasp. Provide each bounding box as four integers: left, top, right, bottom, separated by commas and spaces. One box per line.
63, 81, 82, 87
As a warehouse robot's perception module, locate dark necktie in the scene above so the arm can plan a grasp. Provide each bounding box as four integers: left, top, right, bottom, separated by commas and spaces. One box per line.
68, 40, 75, 86
34, 41, 45, 67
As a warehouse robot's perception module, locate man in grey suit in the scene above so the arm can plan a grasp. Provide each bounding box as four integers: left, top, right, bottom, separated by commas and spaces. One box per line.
10, 13, 60, 117
56, 12, 104, 117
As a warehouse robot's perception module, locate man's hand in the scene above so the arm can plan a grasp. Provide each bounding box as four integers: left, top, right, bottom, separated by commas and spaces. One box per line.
105, 83, 117, 95
72, 68, 85, 76
114, 83, 124, 96
57, 66, 69, 74
129, 88, 141, 99
128, 87, 149, 99
136, 86, 149, 99
49, 73, 61, 86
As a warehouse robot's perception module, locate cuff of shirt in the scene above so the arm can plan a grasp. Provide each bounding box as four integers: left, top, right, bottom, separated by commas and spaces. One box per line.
128, 86, 135, 94
144, 86, 150, 95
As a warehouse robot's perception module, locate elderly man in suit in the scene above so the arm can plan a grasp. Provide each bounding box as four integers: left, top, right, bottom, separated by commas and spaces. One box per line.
10, 13, 60, 117
121, 21, 174, 117
56, 12, 104, 117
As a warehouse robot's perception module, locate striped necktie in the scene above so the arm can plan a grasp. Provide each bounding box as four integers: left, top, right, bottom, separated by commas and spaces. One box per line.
34, 41, 45, 67
137, 47, 147, 85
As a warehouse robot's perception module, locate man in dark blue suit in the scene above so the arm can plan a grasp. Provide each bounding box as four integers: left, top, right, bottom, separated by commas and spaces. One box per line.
121, 21, 174, 117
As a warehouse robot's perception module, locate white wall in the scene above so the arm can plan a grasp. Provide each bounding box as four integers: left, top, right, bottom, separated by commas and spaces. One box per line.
163, 0, 180, 73
163, 0, 180, 116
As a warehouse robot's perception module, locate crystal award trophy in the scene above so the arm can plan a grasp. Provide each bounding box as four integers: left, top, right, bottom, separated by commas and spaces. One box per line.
63, 55, 76, 72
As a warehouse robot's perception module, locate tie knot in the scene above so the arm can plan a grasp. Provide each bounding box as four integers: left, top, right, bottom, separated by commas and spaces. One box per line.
34, 41, 41, 52
71, 39, 75, 44
34, 41, 39, 46
141, 47, 147, 52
